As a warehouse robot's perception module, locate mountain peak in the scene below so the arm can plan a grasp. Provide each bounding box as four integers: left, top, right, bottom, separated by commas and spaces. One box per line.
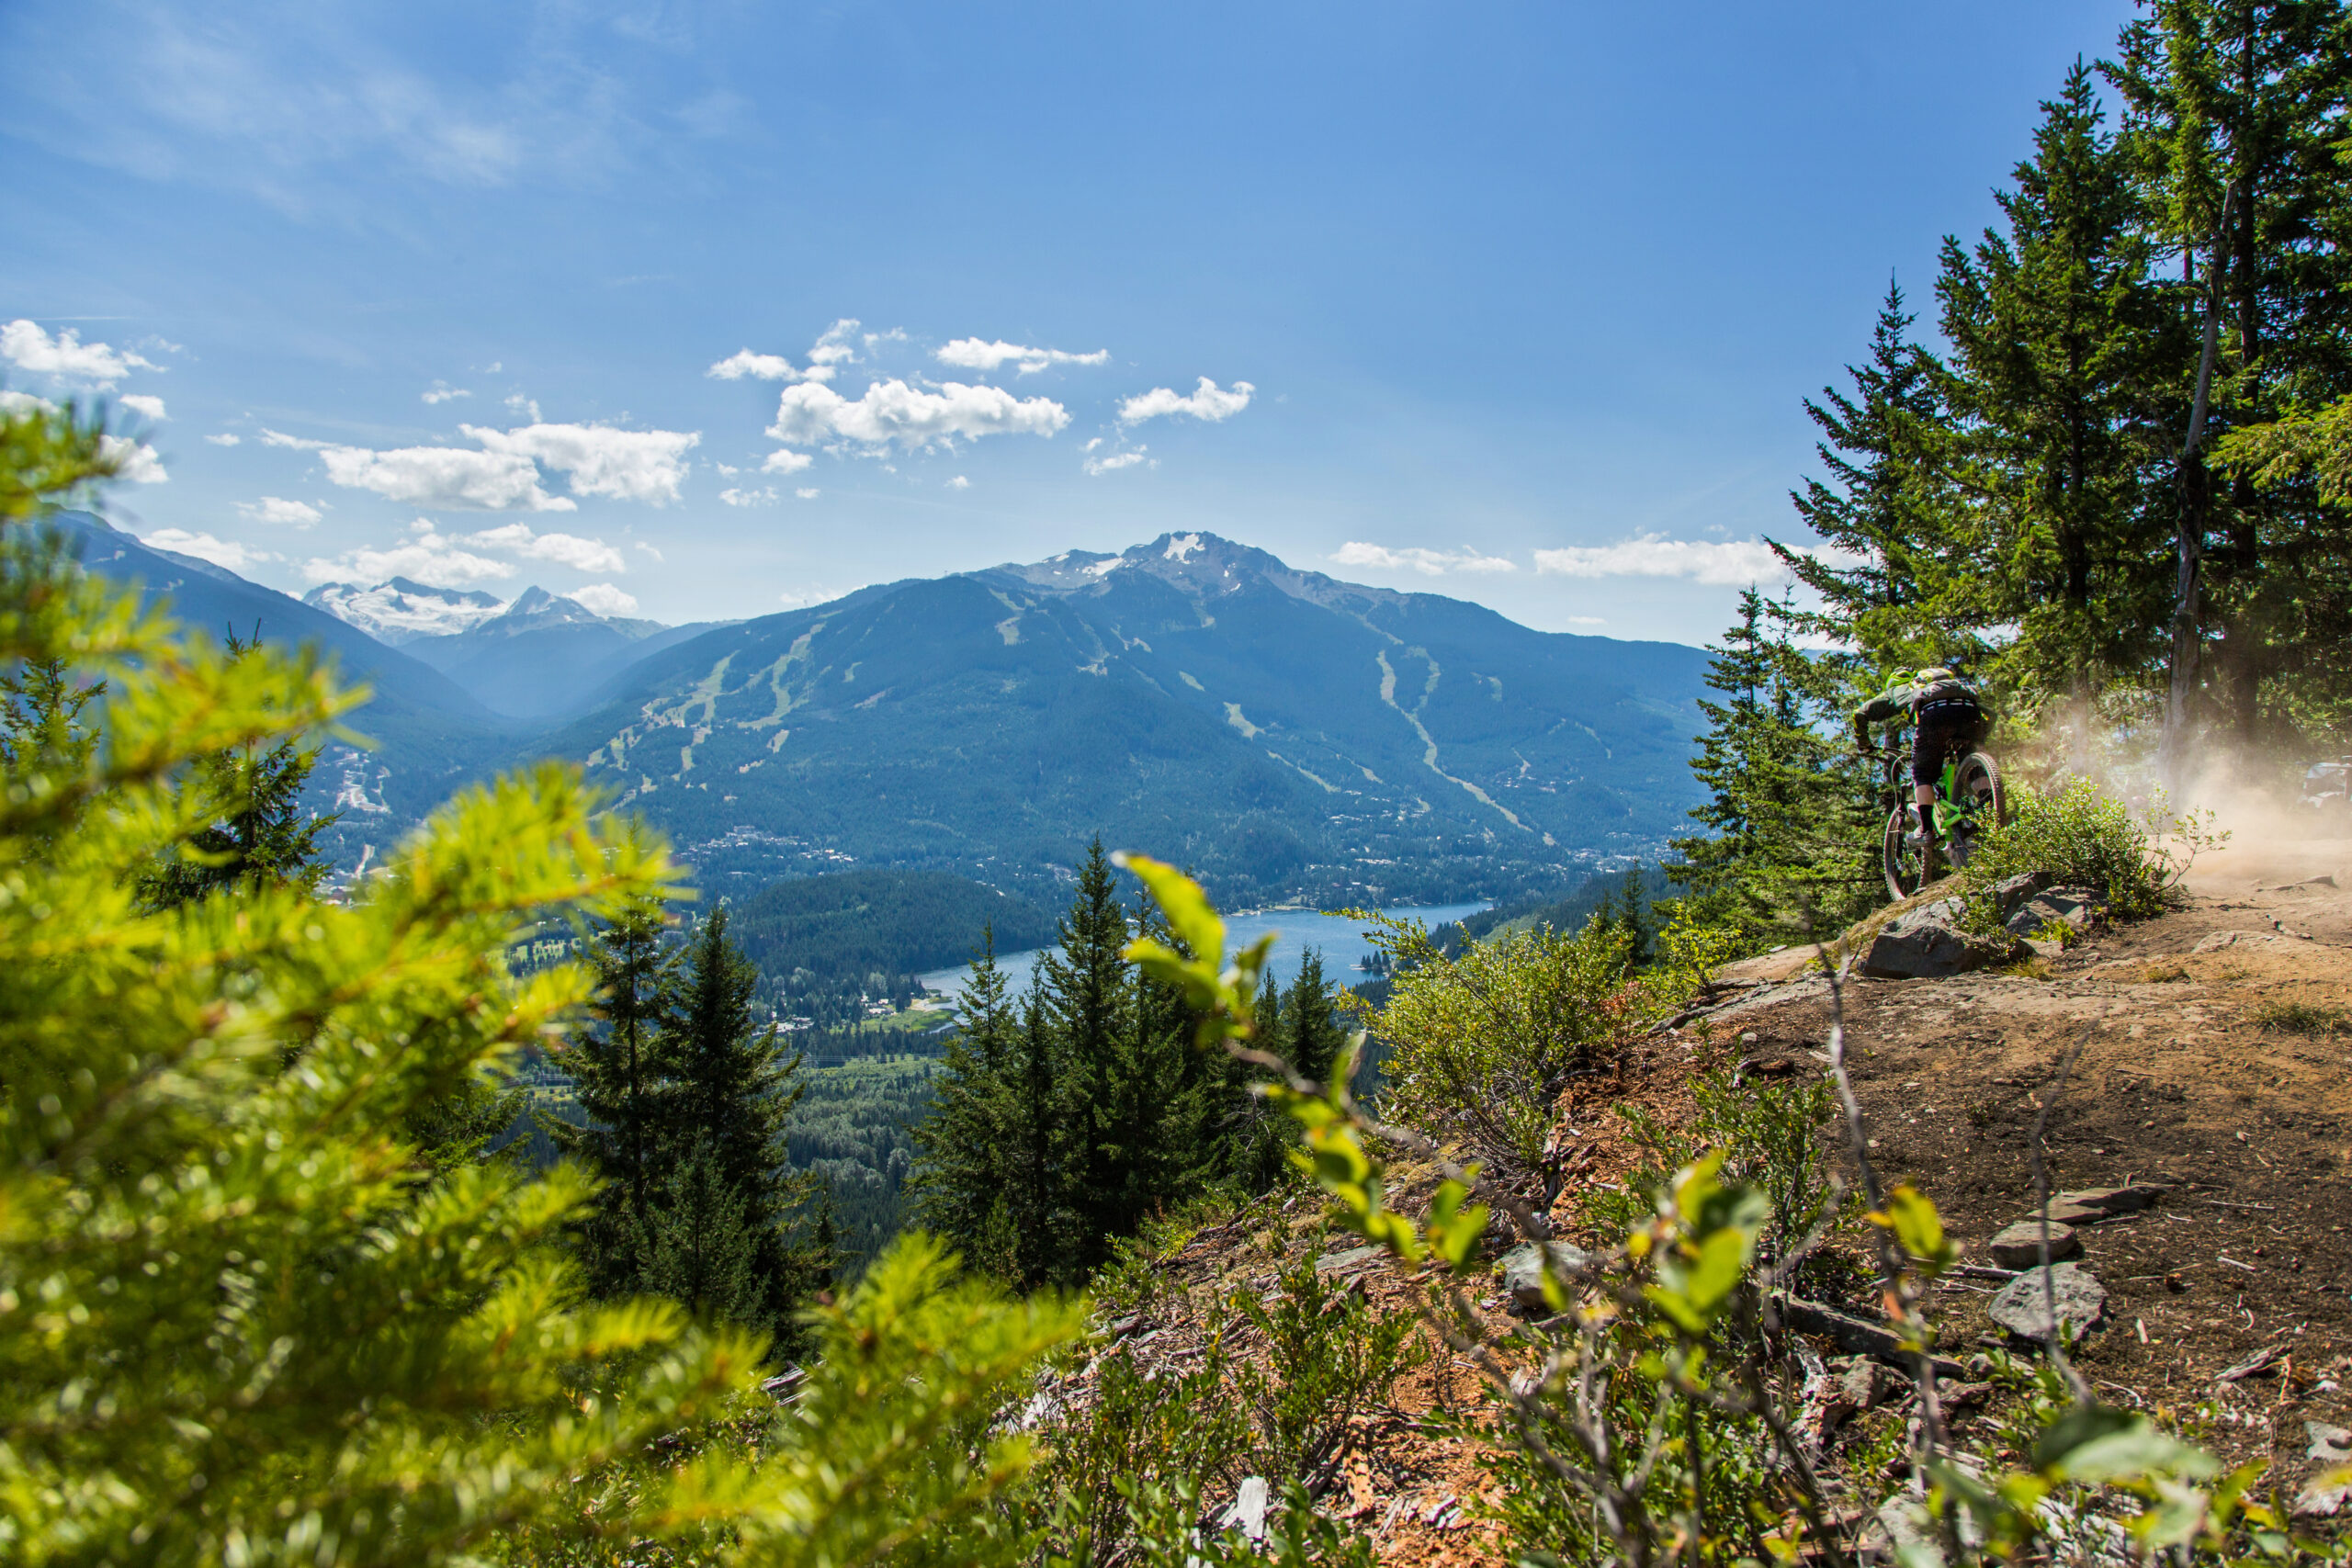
303, 579, 511, 644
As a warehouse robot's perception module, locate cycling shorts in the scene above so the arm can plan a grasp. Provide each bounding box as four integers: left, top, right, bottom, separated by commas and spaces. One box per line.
1912, 697, 1984, 786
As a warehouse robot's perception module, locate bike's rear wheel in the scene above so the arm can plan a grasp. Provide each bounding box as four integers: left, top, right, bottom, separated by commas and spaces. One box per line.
1883, 806, 1930, 900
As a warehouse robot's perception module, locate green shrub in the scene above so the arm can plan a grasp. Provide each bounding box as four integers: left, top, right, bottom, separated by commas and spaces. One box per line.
1235, 1255, 1422, 1491
1959, 778, 2223, 926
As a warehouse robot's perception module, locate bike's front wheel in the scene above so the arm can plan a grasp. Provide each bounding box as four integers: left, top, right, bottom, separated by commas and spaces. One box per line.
1883, 805, 1931, 900
1943, 750, 2007, 869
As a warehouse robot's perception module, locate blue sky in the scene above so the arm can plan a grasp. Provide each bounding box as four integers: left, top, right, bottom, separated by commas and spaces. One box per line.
1, 0, 2140, 644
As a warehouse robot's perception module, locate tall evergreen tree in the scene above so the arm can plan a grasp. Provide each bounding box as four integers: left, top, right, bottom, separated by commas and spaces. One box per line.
554, 891, 681, 1296
1936, 61, 2176, 748
1282, 948, 1351, 1089
2109, 0, 2352, 756
1778, 277, 1962, 669
910, 927, 1022, 1277
1673, 592, 1880, 944
1038, 840, 1138, 1274
665, 904, 813, 1337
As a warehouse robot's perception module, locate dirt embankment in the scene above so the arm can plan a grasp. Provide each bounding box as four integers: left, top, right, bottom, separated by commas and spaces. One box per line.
1106, 852, 2352, 1565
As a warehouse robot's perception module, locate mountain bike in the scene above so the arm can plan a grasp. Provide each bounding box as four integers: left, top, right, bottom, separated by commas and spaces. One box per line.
1876, 739, 2007, 899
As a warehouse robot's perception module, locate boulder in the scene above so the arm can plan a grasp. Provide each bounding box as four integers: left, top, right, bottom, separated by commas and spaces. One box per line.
2005, 886, 2099, 938
1859, 899, 2030, 980
1987, 1220, 2081, 1269
1986, 871, 2055, 924
1498, 1240, 1590, 1313
1989, 1263, 2107, 1343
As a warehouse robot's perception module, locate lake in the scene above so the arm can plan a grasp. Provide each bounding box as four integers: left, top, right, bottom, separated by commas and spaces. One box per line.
916, 900, 1488, 1001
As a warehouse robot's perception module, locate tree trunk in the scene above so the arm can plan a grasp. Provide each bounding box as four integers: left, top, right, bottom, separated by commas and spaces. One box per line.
2159, 184, 2239, 790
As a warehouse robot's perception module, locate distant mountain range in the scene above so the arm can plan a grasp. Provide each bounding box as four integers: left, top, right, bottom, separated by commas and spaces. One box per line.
56, 515, 1712, 908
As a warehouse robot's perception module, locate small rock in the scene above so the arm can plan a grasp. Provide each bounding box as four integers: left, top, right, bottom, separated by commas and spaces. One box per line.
1498, 1240, 1590, 1313
1315, 1244, 1383, 1274
2295, 1422, 2352, 1518
1939, 1379, 1994, 1412
1860, 899, 2031, 980
2194, 930, 2291, 953
1989, 1263, 2108, 1343
1222, 1476, 1271, 1541
2032, 1199, 2109, 1226
1987, 1221, 2082, 1269
2057, 1183, 2170, 1217
1835, 1356, 1895, 1412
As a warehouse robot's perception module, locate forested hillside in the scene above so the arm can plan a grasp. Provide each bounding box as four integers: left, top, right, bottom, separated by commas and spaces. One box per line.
730, 869, 1056, 988
552, 532, 1707, 908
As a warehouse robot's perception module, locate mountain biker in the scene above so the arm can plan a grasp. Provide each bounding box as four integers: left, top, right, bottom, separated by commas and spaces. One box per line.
1851, 667, 1985, 861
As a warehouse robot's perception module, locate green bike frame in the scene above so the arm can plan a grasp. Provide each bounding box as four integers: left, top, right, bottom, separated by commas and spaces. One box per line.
1930, 755, 1967, 837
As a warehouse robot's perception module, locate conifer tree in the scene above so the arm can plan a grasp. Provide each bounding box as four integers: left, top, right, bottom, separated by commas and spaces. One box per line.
1936, 61, 2174, 742
1777, 278, 1960, 668
138, 629, 338, 909
1039, 840, 1137, 1274
555, 890, 680, 1295
1674, 592, 1880, 944
1282, 948, 1351, 1089
665, 904, 812, 1337
910, 927, 1021, 1275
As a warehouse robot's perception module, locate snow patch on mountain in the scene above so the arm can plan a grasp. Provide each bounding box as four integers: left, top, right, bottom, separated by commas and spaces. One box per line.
304, 578, 509, 643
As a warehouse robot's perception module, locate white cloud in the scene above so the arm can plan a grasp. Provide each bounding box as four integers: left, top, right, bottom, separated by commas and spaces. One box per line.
767, 378, 1069, 451
761, 447, 814, 475
459, 521, 627, 574
719, 485, 777, 507
707, 348, 807, 382
422, 381, 470, 404
119, 393, 167, 421
300, 522, 516, 588
0, 389, 56, 414
504, 393, 540, 420
99, 435, 167, 484
633, 540, 663, 560
1, 320, 159, 388
570, 582, 639, 616
1118, 377, 1254, 424
463, 422, 700, 504
204, 432, 242, 446
1531, 535, 1863, 587
804, 319, 862, 378
1566, 616, 1607, 626
945, 474, 970, 490
264, 419, 699, 510
1331, 542, 1516, 577
795, 488, 820, 500
1083, 448, 1150, 476
141, 528, 275, 571
237, 495, 323, 527
264, 426, 567, 510
935, 338, 1111, 375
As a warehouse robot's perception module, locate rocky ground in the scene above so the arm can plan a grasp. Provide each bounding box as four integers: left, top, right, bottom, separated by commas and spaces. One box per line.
1083, 843, 2352, 1564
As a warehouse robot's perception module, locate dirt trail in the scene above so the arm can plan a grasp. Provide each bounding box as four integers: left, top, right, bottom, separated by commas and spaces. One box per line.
1108, 851, 2352, 1563
1706, 849, 2352, 1484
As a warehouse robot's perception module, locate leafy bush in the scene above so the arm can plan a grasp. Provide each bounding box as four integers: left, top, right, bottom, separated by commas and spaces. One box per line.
0, 400, 1088, 1567
1235, 1255, 1422, 1492
1960, 778, 2224, 925
1348, 912, 1681, 1211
